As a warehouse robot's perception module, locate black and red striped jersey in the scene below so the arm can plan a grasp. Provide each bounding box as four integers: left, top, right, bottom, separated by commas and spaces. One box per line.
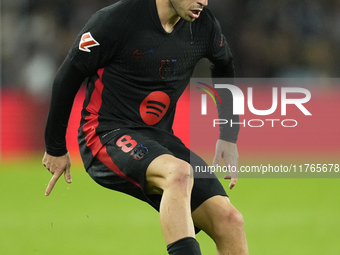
45, 0, 238, 160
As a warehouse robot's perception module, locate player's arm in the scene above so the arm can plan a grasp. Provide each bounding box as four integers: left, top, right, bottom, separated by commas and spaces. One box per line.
43, 8, 123, 195
211, 58, 239, 189
207, 14, 240, 189
43, 56, 86, 196
212, 82, 240, 189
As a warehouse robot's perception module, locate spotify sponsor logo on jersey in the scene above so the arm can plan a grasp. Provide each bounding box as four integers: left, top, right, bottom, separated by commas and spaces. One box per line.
140, 91, 170, 125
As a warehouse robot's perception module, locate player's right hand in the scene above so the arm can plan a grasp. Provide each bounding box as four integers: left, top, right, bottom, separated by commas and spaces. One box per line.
42, 152, 72, 196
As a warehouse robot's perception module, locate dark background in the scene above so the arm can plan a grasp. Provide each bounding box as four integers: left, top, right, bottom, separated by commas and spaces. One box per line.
2, 0, 340, 92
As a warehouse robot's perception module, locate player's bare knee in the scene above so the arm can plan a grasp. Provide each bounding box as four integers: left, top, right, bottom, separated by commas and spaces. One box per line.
228, 208, 244, 227
222, 207, 244, 230
164, 161, 194, 192
213, 207, 244, 238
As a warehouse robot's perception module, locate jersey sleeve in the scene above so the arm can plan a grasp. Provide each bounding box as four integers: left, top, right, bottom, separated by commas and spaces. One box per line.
45, 6, 126, 156
68, 8, 123, 75
206, 14, 239, 144
45, 56, 86, 156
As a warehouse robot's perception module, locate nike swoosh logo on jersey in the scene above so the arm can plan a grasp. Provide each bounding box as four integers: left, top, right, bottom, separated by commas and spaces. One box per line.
133, 49, 153, 58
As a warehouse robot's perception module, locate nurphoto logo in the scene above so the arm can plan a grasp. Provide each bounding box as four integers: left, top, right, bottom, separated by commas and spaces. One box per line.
196, 81, 312, 128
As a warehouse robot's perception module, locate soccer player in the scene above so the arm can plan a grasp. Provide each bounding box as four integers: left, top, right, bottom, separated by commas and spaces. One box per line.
42, 0, 249, 254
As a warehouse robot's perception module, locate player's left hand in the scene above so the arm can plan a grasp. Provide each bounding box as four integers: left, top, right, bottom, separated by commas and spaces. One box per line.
212, 139, 239, 189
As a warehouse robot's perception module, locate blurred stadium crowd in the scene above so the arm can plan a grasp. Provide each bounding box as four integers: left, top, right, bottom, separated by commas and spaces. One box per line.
1, 0, 340, 96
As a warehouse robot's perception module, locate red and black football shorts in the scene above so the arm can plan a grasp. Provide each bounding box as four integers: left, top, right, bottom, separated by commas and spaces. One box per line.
82, 127, 228, 214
